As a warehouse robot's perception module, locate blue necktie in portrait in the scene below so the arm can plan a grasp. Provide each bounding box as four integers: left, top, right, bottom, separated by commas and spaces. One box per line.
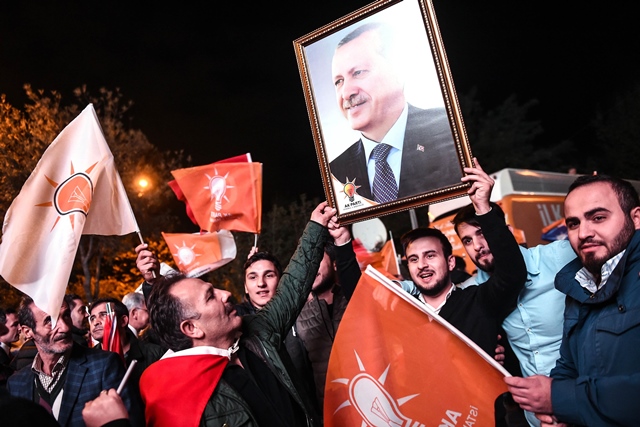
371, 143, 398, 203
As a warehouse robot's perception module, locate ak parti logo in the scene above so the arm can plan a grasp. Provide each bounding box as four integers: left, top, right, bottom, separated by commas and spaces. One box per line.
341, 178, 361, 202
36, 162, 96, 230
204, 167, 235, 212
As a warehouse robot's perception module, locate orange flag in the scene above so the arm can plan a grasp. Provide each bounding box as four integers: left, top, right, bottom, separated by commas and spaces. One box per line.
325, 267, 509, 427
170, 160, 262, 233
168, 153, 252, 227
162, 230, 237, 277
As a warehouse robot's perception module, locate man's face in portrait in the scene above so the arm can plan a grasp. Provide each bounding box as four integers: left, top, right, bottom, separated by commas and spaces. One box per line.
332, 29, 405, 142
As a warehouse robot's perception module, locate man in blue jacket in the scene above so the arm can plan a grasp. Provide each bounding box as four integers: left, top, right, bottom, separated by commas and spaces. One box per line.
506, 174, 640, 426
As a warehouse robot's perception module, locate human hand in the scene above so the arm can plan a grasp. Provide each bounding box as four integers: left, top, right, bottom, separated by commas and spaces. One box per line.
494, 334, 505, 365
328, 220, 351, 246
82, 389, 129, 427
461, 158, 494, 215
135, 243, 160, 284
536, 413, 567, 426
311, 201, 337, 227
247, 246, 259, 259
504, 375, 553, 414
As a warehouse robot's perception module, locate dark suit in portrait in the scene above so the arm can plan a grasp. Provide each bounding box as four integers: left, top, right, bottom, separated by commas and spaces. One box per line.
329, 105, 461, 201
7, 343, 142, 427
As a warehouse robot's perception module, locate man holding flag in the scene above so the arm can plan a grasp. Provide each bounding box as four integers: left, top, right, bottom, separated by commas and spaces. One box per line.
138, 202, 336, 427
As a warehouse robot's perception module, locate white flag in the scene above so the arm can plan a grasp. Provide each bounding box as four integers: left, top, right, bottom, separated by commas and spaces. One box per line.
0, 104, 138, 322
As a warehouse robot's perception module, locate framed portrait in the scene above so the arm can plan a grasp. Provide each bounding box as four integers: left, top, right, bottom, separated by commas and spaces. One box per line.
294, 0, 473, 224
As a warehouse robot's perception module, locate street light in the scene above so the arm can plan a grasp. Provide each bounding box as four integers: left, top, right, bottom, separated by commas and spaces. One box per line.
136, 176, 151, 197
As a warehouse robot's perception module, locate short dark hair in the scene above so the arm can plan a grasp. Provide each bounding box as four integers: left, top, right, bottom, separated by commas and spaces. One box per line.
0, 308, 5, 325
148, 273, 200, 351
243, 252, 283, 277
90, 297, 128, 319
451, 202, 505, 235
567, 174, 640, 215
324, 242, 337, 264
17, 296, 36, 330
63, 294, 84, 311
401, 227, 452, 258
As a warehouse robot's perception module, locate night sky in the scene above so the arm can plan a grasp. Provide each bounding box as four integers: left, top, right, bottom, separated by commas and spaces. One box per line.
2, 1, 639, 208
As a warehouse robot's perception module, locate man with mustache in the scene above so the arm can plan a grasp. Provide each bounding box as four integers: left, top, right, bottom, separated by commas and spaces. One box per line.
506, 175, 640, 426
451, 190, 576, 427
401, 161, 526, 357
138, 202, 336, 427
329, 22, 460, 203
6, 297, 142, 426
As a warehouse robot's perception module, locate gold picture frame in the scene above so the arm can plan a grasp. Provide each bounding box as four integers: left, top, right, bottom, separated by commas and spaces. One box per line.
294, 0, 473, 224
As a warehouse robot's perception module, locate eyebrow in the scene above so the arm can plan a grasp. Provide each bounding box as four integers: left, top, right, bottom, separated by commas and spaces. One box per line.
584, 207, 611, 218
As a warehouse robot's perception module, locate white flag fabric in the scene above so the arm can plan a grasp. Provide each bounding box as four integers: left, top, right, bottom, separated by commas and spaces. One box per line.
0, 104, 138, 322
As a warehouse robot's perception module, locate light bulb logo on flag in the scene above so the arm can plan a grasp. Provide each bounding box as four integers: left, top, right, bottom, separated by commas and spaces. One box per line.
205, 169, 234, 211
332, 351, 424, 427
172, 241, 199, 266
341, 178, 361, 202
36, 162, 98, 231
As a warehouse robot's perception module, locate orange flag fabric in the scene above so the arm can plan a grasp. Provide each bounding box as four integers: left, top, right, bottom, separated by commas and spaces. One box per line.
0, 104, 138, 323
170, 159, 262, 233
162, 230, 237, 277
325, 267, 510, 427
168, 153, 252, 227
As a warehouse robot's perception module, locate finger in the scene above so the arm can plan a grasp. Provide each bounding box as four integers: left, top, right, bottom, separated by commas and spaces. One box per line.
134, 243, 148, 254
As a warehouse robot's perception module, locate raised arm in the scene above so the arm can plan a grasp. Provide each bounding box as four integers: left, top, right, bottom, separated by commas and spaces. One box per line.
462, 159, 527, 318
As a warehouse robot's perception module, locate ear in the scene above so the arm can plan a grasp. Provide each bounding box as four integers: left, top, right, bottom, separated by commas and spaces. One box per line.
180, 319, 204, 340
21, 325, 33, 341
631, 207, 640, 230
244, 284, 249, 294
119, 315, 129, 329
447, 255, 456, 272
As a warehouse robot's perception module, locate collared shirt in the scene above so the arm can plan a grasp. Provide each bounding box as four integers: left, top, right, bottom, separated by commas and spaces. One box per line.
361, 103, 409, 190
128, 324, 138, 337
31, 351, 70, 393
417, 283, 456, 314
476, 240, 576, 427
575, 250, 625, 293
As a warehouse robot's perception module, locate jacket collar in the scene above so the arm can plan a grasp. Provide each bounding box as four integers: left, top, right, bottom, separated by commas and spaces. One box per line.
555, 230, 640, 303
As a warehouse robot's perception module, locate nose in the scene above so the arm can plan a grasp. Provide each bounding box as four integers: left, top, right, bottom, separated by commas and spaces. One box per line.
577, 222, 594, 241
56, 316, 71, 333
340, 77, 359, 101
216, 288, 231, 302
473, 237, 484, 253
417, 256, 429, 270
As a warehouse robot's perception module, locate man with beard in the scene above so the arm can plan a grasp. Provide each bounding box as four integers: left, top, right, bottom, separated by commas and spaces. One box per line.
7, 297, 142, 427
63, 294, 89, 347
401, 161, 526, 355
506, 175, 640, 427
452, 199, 576, 427
138, 203, 336, 426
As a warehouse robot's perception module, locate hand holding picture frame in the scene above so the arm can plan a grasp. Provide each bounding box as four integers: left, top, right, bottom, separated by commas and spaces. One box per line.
294, 0, 473, 224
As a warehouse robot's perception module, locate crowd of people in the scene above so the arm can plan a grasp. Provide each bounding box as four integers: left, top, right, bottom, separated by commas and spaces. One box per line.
1, 159, 639, 427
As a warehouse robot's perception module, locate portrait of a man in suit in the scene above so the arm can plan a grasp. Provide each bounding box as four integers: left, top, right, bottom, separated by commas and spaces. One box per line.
329, 22, 461, 203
